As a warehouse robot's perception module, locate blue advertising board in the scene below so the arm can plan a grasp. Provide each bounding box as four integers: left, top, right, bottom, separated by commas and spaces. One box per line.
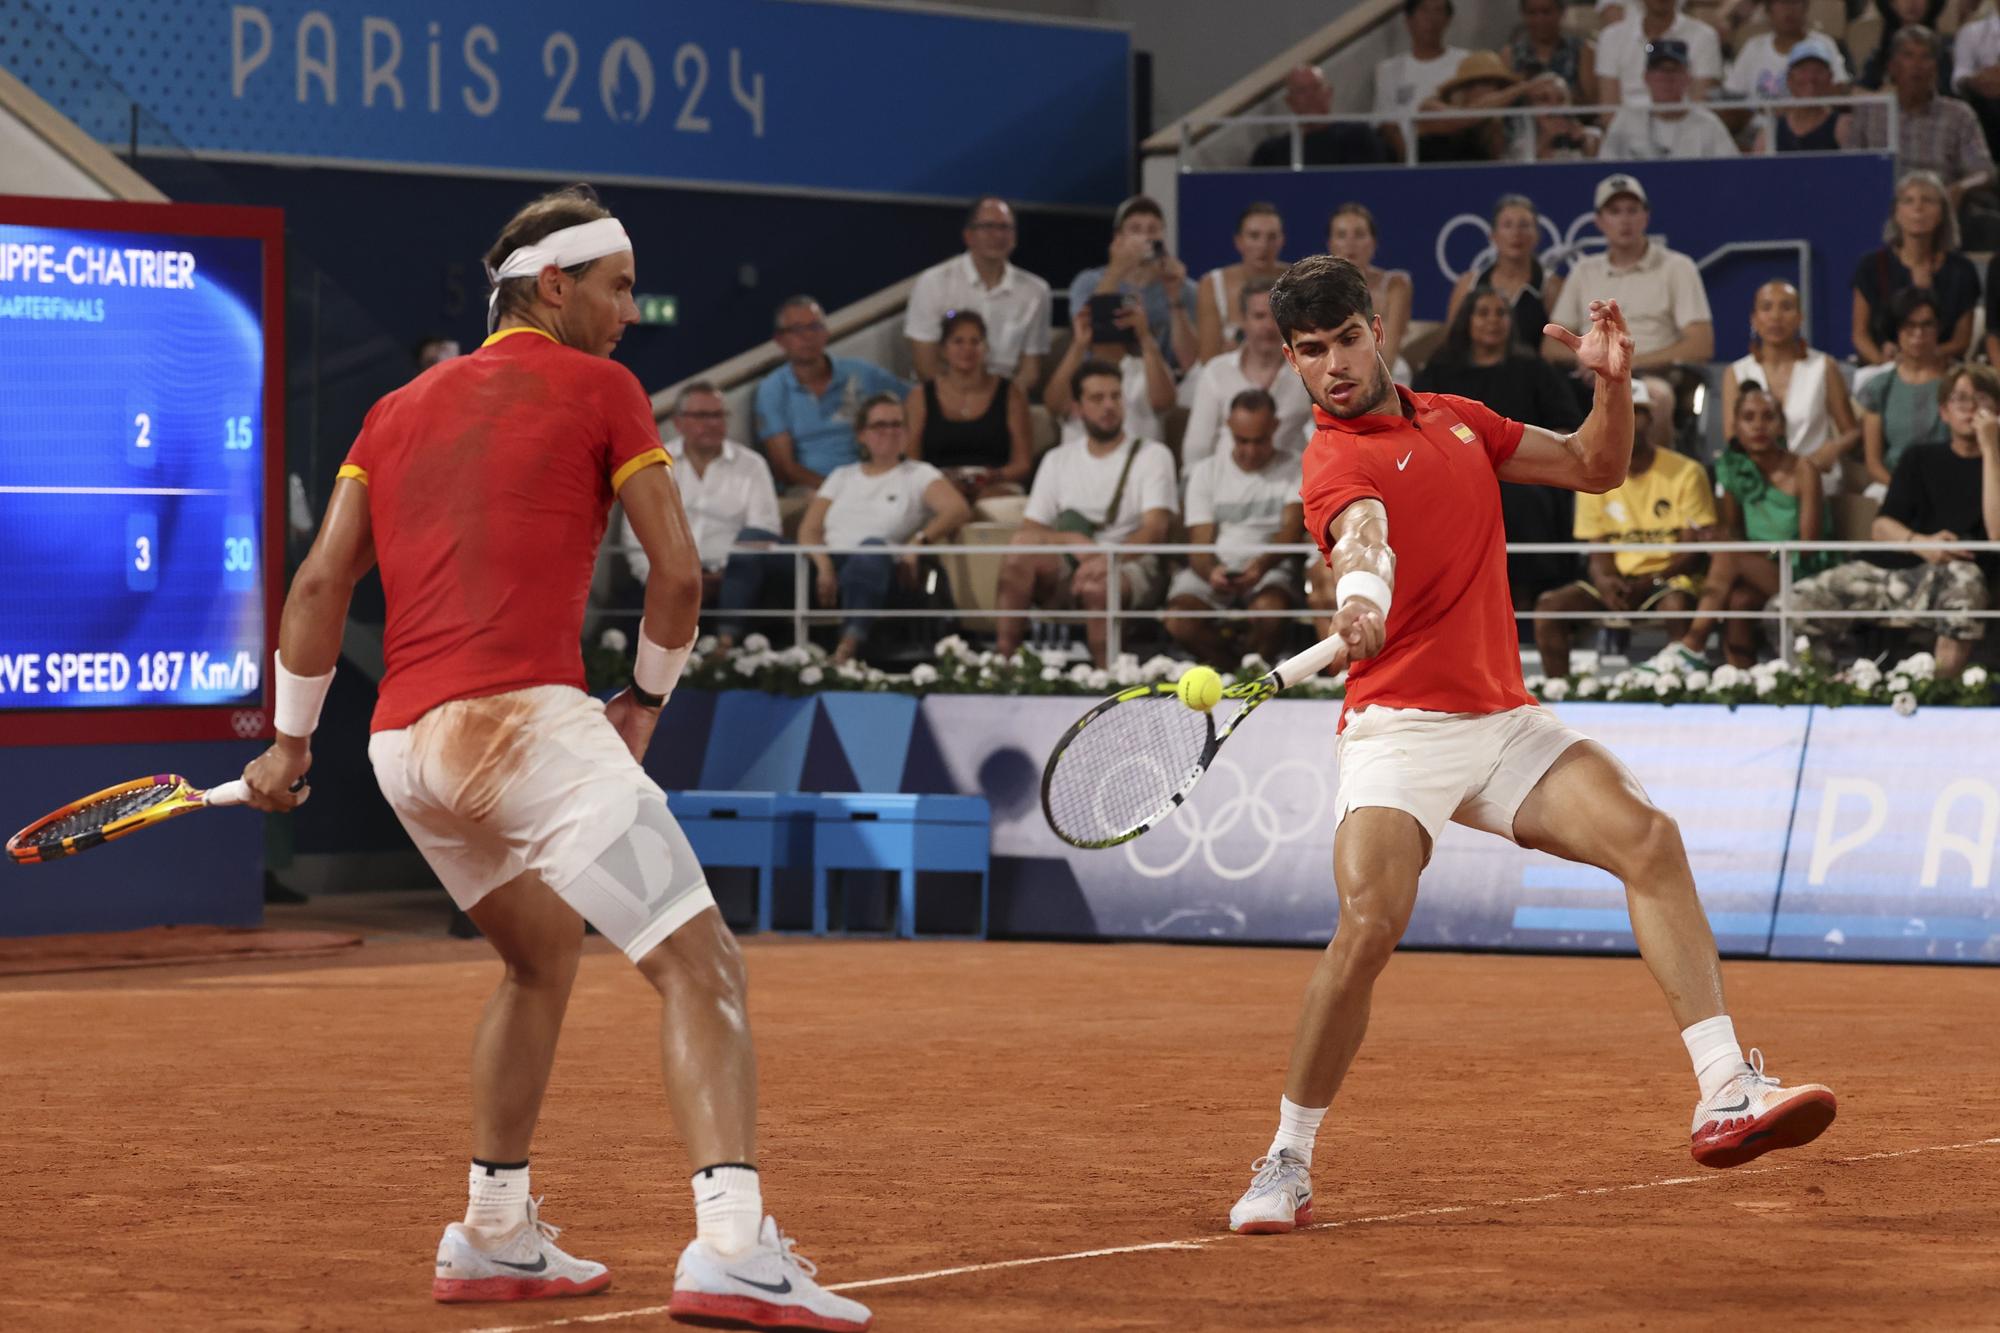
6, 0, 1130, 208
1770, 708, 2000, 963
1178, 154, 1895, 361
629, 690, 1996, 965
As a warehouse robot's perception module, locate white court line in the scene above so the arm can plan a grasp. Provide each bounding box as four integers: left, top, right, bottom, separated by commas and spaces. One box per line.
464, 1136, 2000, 1333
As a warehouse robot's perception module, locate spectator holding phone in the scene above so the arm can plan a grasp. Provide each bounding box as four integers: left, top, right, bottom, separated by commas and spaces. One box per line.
1068, 196, 1200, 372
1042, 292, 1176, 450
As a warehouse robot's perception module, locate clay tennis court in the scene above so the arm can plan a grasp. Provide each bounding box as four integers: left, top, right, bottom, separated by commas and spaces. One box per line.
9, 920, 1997, 1331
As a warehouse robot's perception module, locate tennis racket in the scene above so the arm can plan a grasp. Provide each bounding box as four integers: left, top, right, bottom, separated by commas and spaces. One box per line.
7, 774, 262, 865
1040, 632, 1350, 849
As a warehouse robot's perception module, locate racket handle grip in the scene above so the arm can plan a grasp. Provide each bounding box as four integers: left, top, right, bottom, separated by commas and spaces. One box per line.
204, 779, 251, 807
1274, 632, 1349, 690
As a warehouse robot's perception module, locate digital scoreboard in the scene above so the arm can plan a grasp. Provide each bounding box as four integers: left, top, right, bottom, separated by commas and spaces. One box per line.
0, 197, 283, 745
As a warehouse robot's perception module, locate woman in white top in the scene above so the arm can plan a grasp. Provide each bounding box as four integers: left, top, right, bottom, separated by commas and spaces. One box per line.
1182, 279, 1313, 470
1194, 201, 1287, 364
1327, 202, 1413, 378
798, 394, 971, 664
1721, 279, 1860, 492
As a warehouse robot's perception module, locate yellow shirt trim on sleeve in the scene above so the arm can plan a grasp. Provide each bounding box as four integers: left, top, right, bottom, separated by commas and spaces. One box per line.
335, 463, 370, 486
610, 447, 670, 494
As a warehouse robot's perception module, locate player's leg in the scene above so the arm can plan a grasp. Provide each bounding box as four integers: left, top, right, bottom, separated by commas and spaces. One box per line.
465, 871, 586, 1163
1286, 808, 1429, 1107
1230, 806, 1428, 1235
554, 796, 870, 1329
1533, 581, 1601, 678
1509, 738, 1835, 1168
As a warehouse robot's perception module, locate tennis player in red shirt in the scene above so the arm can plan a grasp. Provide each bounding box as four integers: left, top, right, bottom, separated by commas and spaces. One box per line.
1228, 255, 1835, 1235
235, 186, 870, 1329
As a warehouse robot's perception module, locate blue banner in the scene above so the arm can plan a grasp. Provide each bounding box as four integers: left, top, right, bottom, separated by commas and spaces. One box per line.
1178, 155, 1895, 361
1770, 709, 2000, 963
11, 0, 1130, 208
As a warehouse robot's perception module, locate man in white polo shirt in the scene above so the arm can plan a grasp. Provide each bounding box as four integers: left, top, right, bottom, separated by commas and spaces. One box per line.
904, 195, 1053, 388
1600, 41, 1739, 160
1164, 389, 1305, 666
1597, 0, 1723, 104
1543, 173, 1714, 375
619, 381, 784, 655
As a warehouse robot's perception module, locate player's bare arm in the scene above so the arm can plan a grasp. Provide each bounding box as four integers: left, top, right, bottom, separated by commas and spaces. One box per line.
1504, 298, 1637, 494
241, 475, 376, 812
612, 462, 705, 761
1323, 497, 1391, 661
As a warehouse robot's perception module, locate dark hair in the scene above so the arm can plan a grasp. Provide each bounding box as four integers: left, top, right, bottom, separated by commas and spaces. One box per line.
939, 308, 988, 342
1268, 255, 1374, 346
673, 380, 724, 415
853, 391, 904, 435
1236, 201, 1282, 232
1732, 378, 1786, 426
1887, 285, 1940, 336
962, 194, 1011, 229
1327, 201, 1377, 242
1239, 276, 1275, 313
1070, 357, 1125, 401
1112, 195, 1165, 232
773, 295, 824, 331
1228, 388, 1279, 417
1436, 284, 1525, 366
1403, 0, 1452, 16
483, 183, 612, 326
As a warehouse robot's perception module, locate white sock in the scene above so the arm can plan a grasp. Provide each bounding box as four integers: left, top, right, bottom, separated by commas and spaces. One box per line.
693, 1163, 762, 1255
1681, 1015, 1749, 1102
465, 1159, 531, 1240
1268, 1096, 1328, 1162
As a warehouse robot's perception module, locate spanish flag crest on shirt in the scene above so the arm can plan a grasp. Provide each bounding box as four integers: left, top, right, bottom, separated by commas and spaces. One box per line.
1450, 422, 1477, 445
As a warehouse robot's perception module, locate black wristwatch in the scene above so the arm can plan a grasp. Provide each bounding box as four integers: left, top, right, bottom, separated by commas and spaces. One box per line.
628, 682, 667, 710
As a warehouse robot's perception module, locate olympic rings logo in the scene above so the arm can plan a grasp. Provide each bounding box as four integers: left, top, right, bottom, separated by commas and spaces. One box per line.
231, 709, 266, 738
1431, 208, 1609, 287
1123, 756, 1330, 882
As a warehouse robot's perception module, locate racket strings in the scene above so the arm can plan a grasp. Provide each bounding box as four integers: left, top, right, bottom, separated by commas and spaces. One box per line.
28, 784, 176, 846
1045, 693, 1211, 845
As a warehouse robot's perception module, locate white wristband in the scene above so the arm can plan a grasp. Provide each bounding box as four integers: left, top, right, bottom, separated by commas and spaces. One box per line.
272, 652, 334, 738
634, 621, 695, 701
1335, 571, 1393, 619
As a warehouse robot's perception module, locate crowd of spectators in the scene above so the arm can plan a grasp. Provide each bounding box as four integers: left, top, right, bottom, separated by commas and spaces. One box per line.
614, 1, 2000, 677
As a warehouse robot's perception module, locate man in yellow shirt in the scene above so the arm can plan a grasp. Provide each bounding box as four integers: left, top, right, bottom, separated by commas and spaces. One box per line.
1535, 379, 1718, 676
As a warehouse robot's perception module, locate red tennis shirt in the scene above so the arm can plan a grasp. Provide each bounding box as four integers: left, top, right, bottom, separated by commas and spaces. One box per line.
1300, 385, 1536, 727
337, 327, 669, 731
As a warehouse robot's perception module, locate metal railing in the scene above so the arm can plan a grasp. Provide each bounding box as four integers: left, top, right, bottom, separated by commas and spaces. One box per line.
601, 536, 2000, 666
1176, 94, 1898, 171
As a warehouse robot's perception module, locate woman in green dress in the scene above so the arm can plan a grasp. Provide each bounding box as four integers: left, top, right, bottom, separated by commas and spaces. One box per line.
1675, 383, 1827, 668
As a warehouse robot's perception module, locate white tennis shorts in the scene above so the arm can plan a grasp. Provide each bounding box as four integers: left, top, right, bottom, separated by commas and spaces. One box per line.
368, 685, 716, 961
1334, 703, 1587, 845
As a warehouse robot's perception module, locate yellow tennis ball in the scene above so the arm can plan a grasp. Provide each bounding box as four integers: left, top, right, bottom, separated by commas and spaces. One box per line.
1177, 665, 1222, 712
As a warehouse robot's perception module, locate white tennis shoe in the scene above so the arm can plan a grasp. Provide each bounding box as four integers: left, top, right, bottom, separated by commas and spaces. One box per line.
668, 1215, 872, 1331
1690, 1048, 1837, 1169
1229, 1148, 1314, 1234
431, 1196, 611, 1303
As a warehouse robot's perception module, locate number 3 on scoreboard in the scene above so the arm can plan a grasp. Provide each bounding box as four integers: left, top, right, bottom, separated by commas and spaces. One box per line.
126, 513, 158, 592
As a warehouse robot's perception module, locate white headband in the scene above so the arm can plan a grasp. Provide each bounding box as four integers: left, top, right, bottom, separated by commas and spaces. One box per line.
486, 216, 631, 330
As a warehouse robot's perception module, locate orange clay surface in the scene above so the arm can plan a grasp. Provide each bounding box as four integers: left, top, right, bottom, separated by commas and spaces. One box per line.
6, 926, 1998, 1332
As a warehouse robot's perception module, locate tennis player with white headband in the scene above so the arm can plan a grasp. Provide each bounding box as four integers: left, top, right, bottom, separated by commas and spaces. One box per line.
238, 184, 871, 1330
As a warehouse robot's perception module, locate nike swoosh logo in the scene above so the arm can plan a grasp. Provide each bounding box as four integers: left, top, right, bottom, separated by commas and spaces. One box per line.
1709, 1096, 1751, 1115
492, 1255, 549, 1274
728, 1273, 793, 1295
698, 1191, 726, 1204
1396, 452, 1413, 471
